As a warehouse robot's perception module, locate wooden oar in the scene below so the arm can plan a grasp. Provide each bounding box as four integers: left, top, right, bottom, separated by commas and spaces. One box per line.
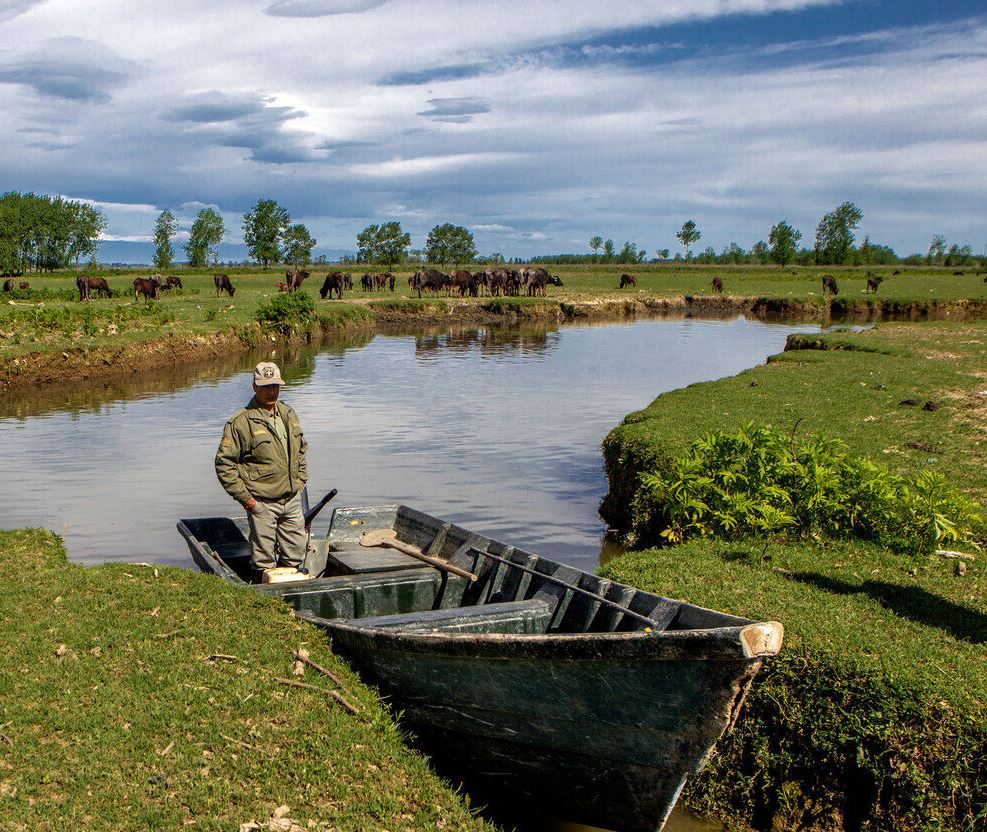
360, 529, 478, 581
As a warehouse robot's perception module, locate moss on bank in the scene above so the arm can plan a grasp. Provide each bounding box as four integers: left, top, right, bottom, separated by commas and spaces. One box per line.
600, 321, 987, 830
0, 530, 493, 832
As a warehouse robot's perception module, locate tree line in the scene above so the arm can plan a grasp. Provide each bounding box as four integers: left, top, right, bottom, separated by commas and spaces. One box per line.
0, 191, 108, 272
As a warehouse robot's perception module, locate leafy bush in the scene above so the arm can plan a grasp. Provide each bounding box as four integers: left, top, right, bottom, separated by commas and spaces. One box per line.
631, 423, 984, 554
255, 290, 316, 335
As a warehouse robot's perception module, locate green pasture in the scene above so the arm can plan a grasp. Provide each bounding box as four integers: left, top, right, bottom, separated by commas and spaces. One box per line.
601, 320, 987, 830
1, 265, 985, 360
0, 529, 494, 832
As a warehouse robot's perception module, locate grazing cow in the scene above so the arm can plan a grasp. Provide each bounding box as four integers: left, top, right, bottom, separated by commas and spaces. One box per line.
18, 281, 29, 290
77, 276, 111, 300
619, 274, 636, 289
711, 276, 724, 294
412, 268, 449, 298
214, 273, 235, 297
2, 279, 14, 292
482, 267, 510, 296
892, 270, 901, 275
133, 276, 161, 302
866, 275, 883, 293
360, 273, 374, 292
319, 272, 346, 300
277, 282, 291, 292
166, 275, 183, 289
524, 268, 563, 297
821, 274, 839, 296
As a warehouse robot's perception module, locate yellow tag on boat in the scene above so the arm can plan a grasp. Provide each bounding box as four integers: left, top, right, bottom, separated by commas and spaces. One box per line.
262, 567, 311, 584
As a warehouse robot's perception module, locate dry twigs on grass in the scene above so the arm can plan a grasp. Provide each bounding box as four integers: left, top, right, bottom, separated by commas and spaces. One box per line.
294, 648, 346, 688
207, 653, 239, 662
273, 677, 360, 716
220, 733, 265, 752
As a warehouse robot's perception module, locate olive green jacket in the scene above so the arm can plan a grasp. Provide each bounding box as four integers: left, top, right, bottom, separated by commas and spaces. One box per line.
215, 398, 308, 505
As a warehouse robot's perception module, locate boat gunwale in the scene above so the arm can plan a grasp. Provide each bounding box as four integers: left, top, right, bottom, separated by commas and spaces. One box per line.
300, 610, 783, 662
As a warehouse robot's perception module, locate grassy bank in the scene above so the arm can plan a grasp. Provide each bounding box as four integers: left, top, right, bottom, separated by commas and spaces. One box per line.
0, 530, 494, 832
600, 321, 986, 830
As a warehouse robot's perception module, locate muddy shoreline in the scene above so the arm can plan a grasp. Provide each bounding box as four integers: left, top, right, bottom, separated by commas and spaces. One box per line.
3, 294, 985, 390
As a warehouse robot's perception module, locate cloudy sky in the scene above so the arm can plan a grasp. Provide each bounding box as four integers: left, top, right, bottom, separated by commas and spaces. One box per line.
2, 0, 985, 260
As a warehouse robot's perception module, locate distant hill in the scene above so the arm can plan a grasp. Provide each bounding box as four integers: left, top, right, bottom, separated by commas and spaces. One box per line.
95, 240, 356, 267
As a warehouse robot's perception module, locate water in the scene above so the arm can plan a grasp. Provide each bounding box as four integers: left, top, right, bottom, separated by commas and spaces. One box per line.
0, 316, 819, 570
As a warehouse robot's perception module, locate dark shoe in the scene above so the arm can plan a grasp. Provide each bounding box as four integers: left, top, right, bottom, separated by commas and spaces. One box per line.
295, 565, 309, 575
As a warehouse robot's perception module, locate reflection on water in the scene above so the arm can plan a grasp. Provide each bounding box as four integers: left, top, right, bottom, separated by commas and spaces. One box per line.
544, 805, 725, 832
0, 316, 820, 569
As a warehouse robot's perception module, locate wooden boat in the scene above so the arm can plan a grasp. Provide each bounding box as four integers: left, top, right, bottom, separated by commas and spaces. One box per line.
178, 501, 782, 832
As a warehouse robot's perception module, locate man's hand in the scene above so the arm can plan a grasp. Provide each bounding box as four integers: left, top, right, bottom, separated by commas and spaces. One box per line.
245, 497, 258, 513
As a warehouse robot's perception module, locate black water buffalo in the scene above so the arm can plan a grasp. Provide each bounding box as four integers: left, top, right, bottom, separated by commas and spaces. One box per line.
866, 275, 883, 293
619, 273, 636, 289
18, 281, 29, 290
412, 268, 449, 298
2, 279, 14, 292
165, 275, 183, 289
711, 276, 723, 293
449, 269, 477, 297
523, 268, 563, 297
319, 272, 346, 300
77, 276, 111, 300
133, 276, 161, 302
821, 274, 839, 296
214, 273, 235, 297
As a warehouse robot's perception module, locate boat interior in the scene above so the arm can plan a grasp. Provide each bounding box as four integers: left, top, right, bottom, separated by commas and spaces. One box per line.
179, 503, 750, 637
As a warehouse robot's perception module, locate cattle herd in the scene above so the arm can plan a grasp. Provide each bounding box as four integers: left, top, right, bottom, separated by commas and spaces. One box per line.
2, 267, 967, 305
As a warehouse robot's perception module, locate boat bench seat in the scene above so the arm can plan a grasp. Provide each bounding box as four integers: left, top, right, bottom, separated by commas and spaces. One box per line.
350, 598, 554, 635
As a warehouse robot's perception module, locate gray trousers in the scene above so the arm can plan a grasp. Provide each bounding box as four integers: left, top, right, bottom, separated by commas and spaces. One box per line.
247, 491, 306, 570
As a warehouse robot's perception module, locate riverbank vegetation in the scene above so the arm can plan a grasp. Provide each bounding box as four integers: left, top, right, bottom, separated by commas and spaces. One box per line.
600, 321, 986, 830
0, 529, 493, 832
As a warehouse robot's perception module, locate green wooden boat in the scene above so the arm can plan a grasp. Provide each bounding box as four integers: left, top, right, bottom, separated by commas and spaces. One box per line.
178, 501, 782, 832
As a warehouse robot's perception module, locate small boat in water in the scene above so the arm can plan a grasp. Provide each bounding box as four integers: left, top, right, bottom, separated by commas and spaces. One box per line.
178, 499, 782, 832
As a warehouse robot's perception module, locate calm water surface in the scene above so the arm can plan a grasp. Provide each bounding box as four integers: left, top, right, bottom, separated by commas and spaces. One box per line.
1, 316, 819, 571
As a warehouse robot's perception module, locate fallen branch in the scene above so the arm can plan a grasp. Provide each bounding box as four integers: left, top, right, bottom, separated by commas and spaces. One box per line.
220, 733, 264, 752
273, 677, 359, 716
152, 629, 184, 639
207, 654, 239, 662
294, 649, 346, 688
937, 550, 977, 561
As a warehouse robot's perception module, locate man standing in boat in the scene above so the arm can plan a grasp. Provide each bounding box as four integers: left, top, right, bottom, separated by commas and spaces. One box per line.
215, 361, 309, 579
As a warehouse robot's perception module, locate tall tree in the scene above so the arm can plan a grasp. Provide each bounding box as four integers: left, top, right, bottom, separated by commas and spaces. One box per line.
242, 198, 290, 267
589, 236, 603, 260
617, 241, 639, 263
768, 220, 802, 267
927, 234, 946, 265
357, 222, 411, 272
602, 239, 616, 261
676, 220, 701, 260
153, 210, 178, 271
814, 201, 862, 265
657, 248, 670, 260
184, 208, 225, 267
425, 223, 477, 266
282, 223, 316, 265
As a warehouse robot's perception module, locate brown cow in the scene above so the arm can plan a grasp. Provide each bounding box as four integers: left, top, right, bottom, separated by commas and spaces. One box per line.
214, 273, 235, 297
523, 268, 563, 297
866, 275, 883, 293
77, 276, 111, 300
133, 276, 161, 302
821, 274, 839, 296
2, 279, 14, 292
284, 269, 309, 292
18, 281, 29, 290
165, 275, 183, 289
619, 274, 636, 289
450, 269, 476, 297
711, 276, 723, 293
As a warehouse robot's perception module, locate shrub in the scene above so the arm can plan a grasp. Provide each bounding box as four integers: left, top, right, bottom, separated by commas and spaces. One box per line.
255, 291, 316, 335
631, 422, 984, 554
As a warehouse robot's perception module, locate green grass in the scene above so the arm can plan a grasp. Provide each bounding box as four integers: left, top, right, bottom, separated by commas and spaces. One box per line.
1, 265, 984, 362
600, 320, 987, 830
0, 530, 495, 832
